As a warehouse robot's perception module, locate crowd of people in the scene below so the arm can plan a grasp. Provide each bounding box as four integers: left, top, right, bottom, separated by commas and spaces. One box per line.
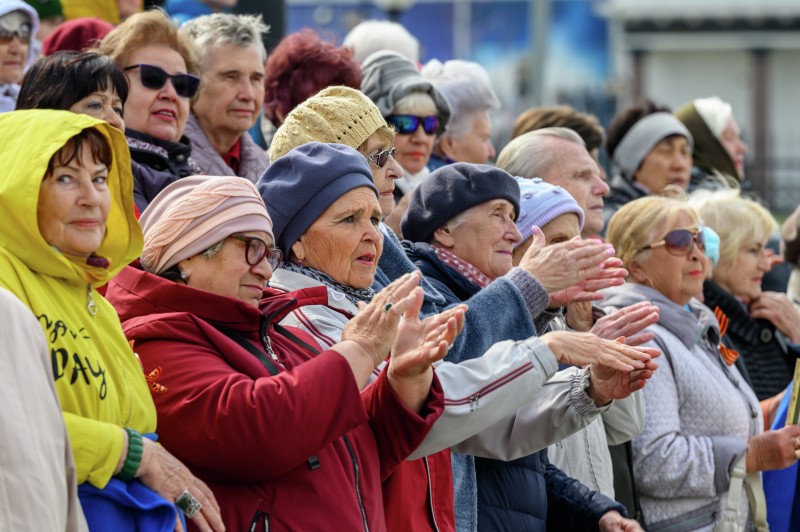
3, 1, 800, 532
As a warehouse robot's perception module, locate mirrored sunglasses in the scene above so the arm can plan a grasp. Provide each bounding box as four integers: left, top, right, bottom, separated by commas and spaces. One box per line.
0, 23, 31, 45
641, 229, 706, 257
124, 64, 200, 99
387, 114, 440, 135
229, 234, 283, 269
366, 147, 396, 168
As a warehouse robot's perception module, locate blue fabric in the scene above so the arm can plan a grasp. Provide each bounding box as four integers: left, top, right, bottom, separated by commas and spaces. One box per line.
763, 381, 800, 532
78, 478, 181, 532
164, 0, 218, 26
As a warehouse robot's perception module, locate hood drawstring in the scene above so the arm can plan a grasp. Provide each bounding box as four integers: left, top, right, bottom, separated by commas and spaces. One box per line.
87, 286, 97, 316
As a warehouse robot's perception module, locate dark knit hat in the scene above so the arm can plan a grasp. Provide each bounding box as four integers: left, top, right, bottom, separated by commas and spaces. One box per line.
257, 142, 379, 256
361, 50, 450, 134
401, 163, 520, 243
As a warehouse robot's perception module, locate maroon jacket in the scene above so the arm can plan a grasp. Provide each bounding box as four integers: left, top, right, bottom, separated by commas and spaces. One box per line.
106, 265, 444, 531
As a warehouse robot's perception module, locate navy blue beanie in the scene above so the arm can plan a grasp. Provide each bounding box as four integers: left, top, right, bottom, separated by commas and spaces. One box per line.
401, 163, 521, 243
257, 142, 379, 256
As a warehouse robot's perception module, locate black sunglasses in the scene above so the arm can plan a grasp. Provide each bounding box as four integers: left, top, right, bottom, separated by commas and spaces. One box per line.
0, 23, 31, 45
640, 229, 706, 257
124, 64, 200, 99
366, 147, 396, 168
386, 114, 440, 135
229, 234, 283, 269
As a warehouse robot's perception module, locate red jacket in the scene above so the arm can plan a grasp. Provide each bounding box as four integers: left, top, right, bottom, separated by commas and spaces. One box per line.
106, 266, 444, 531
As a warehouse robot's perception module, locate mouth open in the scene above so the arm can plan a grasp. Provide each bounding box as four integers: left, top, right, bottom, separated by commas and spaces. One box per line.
355, 253, 376, 265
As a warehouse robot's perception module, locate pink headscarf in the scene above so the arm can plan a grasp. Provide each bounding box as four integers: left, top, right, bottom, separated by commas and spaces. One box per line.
140, 176, 274, 275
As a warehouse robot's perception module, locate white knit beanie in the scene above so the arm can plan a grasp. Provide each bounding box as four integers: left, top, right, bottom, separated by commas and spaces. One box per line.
693, 97, 732, 139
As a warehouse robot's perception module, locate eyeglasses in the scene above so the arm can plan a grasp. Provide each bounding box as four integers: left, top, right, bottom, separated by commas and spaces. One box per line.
123, 64, 200, 99
229, 234, 283, 269
366, 147, 396, 168
640, 229, 706, 257
0, 24, 31, 45
386, 114, 440, 135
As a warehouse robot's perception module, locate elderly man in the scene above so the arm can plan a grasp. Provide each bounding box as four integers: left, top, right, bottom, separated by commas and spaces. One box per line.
179, 13, 268, 182
497, 127, 610, 238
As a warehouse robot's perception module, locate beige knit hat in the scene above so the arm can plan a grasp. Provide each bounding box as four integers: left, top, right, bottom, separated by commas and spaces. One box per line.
268, 85, 387, 161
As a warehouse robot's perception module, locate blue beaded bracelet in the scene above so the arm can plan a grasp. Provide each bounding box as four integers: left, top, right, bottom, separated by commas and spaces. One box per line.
119, 427, 143, 481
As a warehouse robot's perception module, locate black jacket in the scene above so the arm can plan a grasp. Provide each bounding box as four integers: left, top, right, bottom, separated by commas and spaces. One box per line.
602, 174, 648, 235
703, 280, 798, 400
126, 129, 197, 212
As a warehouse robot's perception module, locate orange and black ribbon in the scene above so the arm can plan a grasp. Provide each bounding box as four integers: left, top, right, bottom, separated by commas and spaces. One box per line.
713, 306, 739, 366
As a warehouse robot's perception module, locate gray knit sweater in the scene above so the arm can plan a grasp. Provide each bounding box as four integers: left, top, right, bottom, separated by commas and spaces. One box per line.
602, 283, 762, 531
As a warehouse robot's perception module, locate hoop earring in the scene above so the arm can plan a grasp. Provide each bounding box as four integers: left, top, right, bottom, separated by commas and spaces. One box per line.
179, 268, 189, 282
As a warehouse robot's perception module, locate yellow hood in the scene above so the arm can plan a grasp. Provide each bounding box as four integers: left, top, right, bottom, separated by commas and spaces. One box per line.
0, 110, 143, 286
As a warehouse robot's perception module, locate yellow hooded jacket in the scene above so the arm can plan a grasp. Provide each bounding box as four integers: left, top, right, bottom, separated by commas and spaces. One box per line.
0, 110, 152, 489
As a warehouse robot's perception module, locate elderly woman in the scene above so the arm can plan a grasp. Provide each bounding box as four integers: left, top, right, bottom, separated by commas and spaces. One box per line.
0, 110, 222, 531
675, 96, 748, 190
602, 101, 693, 226
0, 1, 38, 112
261, 142, 656, 532
360, 50, 450, 216
96, 9, 203, 212
603, 195, 800, 530
401, 163, 657, 531
105, 173, 449, 531
511, 177, 657, 505
16, 51, 126, 131
688, 189, 800, 400
421, 59, 499, 167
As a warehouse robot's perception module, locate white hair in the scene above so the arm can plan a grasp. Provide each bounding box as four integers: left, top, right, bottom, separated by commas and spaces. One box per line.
496, 127, 585, 179
343, 20, 419, 64
421, 59, 500, 139
179, 13, 269, 67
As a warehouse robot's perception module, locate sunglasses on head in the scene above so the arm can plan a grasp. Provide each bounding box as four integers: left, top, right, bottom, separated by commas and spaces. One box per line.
229, 234, 283, 270
386, 114, 440, 135
0, 24, 31, 45
124, 64, 200, 99
366, 147, 396, 168
640, 229, 706, 257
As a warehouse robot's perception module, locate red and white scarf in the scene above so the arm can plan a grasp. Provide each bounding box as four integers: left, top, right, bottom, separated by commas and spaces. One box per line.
433, 246, 492, 289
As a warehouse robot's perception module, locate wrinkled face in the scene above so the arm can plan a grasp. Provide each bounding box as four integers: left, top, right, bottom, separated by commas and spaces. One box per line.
192, 43, 265, 147
123, 45, 191, 142
634, 135, 692, 193
512, 212, 581, 266
538, 138, 609, 236
441, 111, 495, 164
359, 131, 404, 216
181, 231, 274, 307
0, 11, 30, 85
720, 117, 748, 178
438, 199, 521, 280
69, 85, 125, 132
293, 188, 384, 289
37, 143, 111, 258
713, 240, 770, 304
635, 211, 706, 306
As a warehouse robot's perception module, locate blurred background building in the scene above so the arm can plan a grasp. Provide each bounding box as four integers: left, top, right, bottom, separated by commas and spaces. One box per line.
282, 0, 800, 212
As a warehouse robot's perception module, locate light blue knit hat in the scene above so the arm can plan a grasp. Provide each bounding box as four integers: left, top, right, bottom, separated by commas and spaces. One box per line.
513, 177, 585, 248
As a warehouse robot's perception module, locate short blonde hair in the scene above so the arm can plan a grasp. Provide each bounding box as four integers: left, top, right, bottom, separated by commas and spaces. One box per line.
96, 9, 201, 76
688, 189, 776, 269
393, 91, 437, 116
607, 195, 700, 270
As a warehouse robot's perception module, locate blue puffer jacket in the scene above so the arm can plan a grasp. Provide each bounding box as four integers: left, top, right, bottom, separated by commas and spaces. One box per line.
406, 241, 627, 531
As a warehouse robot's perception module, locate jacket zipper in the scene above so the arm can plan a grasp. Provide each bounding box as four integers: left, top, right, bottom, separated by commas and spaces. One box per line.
423, 456, 440, 531
343, 435, 369, 532
248, 510, 270, 532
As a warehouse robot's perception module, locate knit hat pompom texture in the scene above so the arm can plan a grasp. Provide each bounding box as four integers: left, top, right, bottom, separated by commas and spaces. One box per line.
513, 177, 585, 248
258, 142, 378, 256
401, 163, 520, 244
360, 50, 451, 132
268, 86, 387, 162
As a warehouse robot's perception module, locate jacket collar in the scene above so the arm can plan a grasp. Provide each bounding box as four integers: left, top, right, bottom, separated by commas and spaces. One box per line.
269, 267, 359, 317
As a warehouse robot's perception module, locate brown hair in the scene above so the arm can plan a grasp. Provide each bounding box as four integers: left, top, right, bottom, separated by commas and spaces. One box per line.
47, 128, 112, 176
95, 9, 201, 76
511, 105, 605, 152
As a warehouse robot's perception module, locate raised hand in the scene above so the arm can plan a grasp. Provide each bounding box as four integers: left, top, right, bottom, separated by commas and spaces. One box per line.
588, 337, 659, 404
750, 291, 800, 343
540, 330, 659, 372
590, 301, 660, 346
598, 510, 644, 532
